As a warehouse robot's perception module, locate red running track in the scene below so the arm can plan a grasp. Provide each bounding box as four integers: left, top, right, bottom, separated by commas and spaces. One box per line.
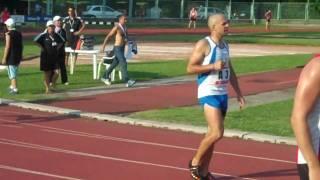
45, 68, 302, 114
0, 106, 298, 180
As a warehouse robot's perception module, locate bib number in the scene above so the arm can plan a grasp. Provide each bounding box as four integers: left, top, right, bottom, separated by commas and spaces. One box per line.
218, 69, 229, 80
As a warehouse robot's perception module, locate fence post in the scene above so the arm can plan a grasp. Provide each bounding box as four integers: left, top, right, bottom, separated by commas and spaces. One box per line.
180, 0, 185, 19
228, 0, 232, 20
251, 0, 256, 25
305, 2, 309, 23
277, 2, 281, 20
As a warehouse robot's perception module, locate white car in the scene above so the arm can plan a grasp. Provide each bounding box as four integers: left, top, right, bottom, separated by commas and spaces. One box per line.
82, 5, 122, 19
196, 7, 226, 19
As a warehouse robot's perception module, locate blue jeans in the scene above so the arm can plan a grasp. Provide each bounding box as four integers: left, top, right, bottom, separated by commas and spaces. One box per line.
103, 45, 129, 82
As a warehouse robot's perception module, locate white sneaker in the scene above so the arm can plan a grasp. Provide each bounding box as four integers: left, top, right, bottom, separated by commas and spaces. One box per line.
101, 78, 111, 85
64, 82, 69, 85
126, 80, 136, 88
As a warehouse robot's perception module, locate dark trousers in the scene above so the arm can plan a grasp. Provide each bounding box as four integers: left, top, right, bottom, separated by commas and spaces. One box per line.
58, 57, 68, 83
50, 56, 68, 84
103, 46, 129, 82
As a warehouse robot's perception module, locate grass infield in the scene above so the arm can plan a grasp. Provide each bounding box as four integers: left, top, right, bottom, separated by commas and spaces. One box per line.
128, 99, 294, 137
0, 54, 310, 101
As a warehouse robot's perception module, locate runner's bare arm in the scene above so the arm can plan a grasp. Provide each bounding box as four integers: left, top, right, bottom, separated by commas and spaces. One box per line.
229, 62, 245, 108
100, 26, 117, 52
291, 58, 320, 178
187, 39, 223, 74
2, 32, 10, 64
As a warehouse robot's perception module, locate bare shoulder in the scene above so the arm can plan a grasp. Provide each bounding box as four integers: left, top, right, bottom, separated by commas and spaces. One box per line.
193, 38, 209, 54
301, 57, 320, 79
298, 57, 320, 90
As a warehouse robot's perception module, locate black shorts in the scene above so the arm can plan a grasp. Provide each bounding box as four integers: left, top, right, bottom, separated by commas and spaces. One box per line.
190, 17, 197, 21
297, 164, 309, 180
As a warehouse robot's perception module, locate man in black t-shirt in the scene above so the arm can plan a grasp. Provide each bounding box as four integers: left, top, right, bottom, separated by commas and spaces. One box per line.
63, 7, 85, 63
1, 18, 23, 94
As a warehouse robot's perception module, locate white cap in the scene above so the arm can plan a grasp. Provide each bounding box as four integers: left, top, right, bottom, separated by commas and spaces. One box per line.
46, 20, 54, 27
53, 15, 62, 22
4, 18, 15, 27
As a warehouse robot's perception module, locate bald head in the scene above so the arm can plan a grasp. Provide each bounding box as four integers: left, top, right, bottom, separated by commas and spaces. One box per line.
208, 14, 226, 31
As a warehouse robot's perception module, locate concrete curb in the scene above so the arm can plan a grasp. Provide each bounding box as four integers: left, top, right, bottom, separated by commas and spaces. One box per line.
0, 98, 296, 146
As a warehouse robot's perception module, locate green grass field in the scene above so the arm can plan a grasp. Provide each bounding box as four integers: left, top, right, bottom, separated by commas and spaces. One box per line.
129, 99, 294, 137
0, 54, 310, 101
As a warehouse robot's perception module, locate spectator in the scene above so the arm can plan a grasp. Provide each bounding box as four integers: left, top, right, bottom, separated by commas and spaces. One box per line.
52, 15, 68, 85
0, 7, 10, 33
34, 20, 65, 94
1, 18, 23, 94
63, 7, 85, 64
264, 9, 272, 32
188, 7, 198, 29
0, 7, 10, 24
100, 14, 136, 87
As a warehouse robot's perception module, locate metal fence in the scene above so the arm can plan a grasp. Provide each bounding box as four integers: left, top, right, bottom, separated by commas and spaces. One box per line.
23, 1, 320, 23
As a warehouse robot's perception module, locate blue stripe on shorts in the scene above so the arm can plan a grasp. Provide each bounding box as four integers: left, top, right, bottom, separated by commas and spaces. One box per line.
199, 95, 228, 116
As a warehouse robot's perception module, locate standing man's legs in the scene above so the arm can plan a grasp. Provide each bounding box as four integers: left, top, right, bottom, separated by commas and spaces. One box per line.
44, 71, 52, 93
102, 57, 119, 82
190, 104, 224, 178
59, 56, 68, 84
8, 65, 19, 94
114, 46, 129, 82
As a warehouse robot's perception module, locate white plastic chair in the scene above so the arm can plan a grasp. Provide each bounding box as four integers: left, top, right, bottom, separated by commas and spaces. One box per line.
97, 56, 122, 81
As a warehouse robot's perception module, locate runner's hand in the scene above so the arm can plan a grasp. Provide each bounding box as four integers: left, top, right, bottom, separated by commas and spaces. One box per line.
237, 96, 245, 110
213, 60, 224, 71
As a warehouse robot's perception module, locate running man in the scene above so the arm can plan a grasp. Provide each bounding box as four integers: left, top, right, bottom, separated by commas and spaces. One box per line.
188, 7, 198, 29
264, 9, 272, 32
291, 55, 320, 180
100, 14, 135, 87
187, 14, 245, 180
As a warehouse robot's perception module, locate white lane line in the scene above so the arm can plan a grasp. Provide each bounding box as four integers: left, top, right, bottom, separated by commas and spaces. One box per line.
275, 80, 297, 85
0, 138, 256, 180
42, 128, 295, 164
0, 110, 295, 164
0, 164, 82, 180
0, 124, 22, 128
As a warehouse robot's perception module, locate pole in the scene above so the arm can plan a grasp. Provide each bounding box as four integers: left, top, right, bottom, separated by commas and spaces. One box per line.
28, 0, 30, 16
228, 0, 232, 20
251, 0, 255, 25
205, 0, 208, 19
180, 0, 184, 19
129, 0, 133, 18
